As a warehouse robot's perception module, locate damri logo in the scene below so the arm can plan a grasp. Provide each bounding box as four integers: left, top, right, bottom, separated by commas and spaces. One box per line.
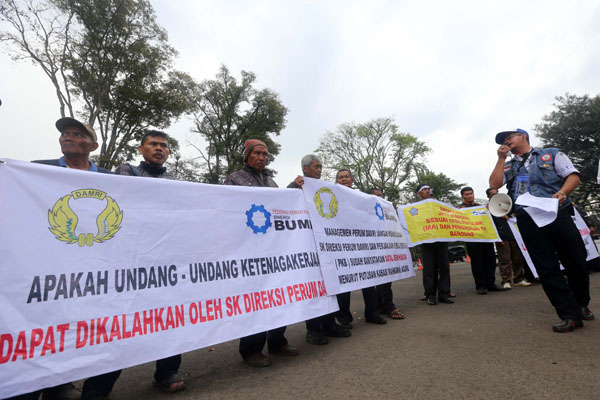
48, 189, 123, 247
314, 187, 338, 219
245, 204, 272, 234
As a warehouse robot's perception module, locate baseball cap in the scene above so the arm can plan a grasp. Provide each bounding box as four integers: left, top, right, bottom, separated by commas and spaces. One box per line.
56, 117, 98, 143
495, 128, 528, 145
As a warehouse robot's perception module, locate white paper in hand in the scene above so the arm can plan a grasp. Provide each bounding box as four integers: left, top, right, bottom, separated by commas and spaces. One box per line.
515, 192, 559, 227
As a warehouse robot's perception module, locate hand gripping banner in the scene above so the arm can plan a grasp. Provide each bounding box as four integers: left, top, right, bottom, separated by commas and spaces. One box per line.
0, 160, 338, 398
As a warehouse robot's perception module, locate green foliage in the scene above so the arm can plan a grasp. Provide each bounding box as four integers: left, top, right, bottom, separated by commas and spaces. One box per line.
191, 65, 288, 183
316, 117, 430, 204
165, 154, 204, 182
1, 0, 196, 169
536, 93, 600, 206
0, 0, 76, 116
405, 169, 464, 205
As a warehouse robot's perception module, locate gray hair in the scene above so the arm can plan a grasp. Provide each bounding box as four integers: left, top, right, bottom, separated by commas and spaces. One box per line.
301, 154, 321, 169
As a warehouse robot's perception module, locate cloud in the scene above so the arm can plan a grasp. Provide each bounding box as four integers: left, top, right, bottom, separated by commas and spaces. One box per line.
3, 0, 600, 199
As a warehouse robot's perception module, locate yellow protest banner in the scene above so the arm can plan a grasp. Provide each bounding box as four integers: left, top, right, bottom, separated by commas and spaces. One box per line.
397, 199, 499, 245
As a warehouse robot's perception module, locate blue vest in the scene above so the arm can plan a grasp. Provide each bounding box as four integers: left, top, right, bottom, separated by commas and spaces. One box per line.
504, 147, 570, 212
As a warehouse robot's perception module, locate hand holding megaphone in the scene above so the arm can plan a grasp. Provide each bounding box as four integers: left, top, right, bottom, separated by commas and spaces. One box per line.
489, 193, 512, 217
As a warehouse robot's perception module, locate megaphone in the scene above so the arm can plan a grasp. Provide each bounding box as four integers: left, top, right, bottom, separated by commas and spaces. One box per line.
489, 193, 513, 217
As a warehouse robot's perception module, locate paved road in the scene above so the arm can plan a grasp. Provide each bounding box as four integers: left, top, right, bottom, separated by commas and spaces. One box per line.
78, 263, 600, 400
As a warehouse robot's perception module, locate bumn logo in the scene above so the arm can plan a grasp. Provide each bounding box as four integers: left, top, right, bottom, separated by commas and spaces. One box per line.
245, 204, 272, 234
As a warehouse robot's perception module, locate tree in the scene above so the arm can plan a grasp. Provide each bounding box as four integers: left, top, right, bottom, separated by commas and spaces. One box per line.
0, 0, 76, 117
190, 65, 288, 183
316, 117, 430, 204
1, 0, 196, 169
166, 154, 204, 182
404, 169, 464, 205
536, 93, 600, 206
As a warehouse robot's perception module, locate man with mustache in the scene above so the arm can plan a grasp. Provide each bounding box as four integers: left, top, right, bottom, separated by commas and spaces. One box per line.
114, 130, 174, 179
70, 131, 183, 400
489, 128, 593, 332
106, 130, 185, 395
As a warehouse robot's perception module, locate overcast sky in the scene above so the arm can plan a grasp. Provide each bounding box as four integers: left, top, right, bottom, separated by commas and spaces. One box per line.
2, 0, 600, 199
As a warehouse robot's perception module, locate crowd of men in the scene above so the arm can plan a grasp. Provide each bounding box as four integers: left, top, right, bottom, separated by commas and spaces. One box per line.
8, 118, 595, 399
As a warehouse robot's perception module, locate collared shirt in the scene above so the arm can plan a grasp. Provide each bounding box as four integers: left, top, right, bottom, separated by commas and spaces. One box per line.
58, 156, 99, 172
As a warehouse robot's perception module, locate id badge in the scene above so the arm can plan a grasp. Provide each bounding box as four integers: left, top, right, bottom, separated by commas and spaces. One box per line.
515, 175, 529, 197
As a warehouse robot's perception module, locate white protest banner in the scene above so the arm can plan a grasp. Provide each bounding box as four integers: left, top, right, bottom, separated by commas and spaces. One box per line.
506, 216, 538, 278
572, 209, 600, 261
0, 160, 338, 398
507, 208, 599, 281
301, 178, 414, 295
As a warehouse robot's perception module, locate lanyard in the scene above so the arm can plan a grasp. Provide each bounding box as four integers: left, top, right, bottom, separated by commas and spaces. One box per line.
516, 151, 531, 175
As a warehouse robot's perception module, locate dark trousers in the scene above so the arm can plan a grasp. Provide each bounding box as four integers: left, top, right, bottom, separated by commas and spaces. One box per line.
81, 370, 122, 399
7, 382, 95, 400
517, 208, 589, 320
81, 354, 181, 398
495, 240, 526, 284
239, 327, 287, 358
154, 355, 182, 382
335, 286, 379, 324
585, 240, 600, 273
523, 260, 537, 282
587, 257, 600, 273
466, 242, 497, 289
375, 282, 396, 314
421, 242, 451, 299
306, 312, 338, 333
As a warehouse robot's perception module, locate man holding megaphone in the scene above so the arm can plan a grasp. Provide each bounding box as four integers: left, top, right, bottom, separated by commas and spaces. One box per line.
489, 128, 592, 333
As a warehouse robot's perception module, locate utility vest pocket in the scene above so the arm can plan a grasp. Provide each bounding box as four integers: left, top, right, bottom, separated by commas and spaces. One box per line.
535, 159, 561, 184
